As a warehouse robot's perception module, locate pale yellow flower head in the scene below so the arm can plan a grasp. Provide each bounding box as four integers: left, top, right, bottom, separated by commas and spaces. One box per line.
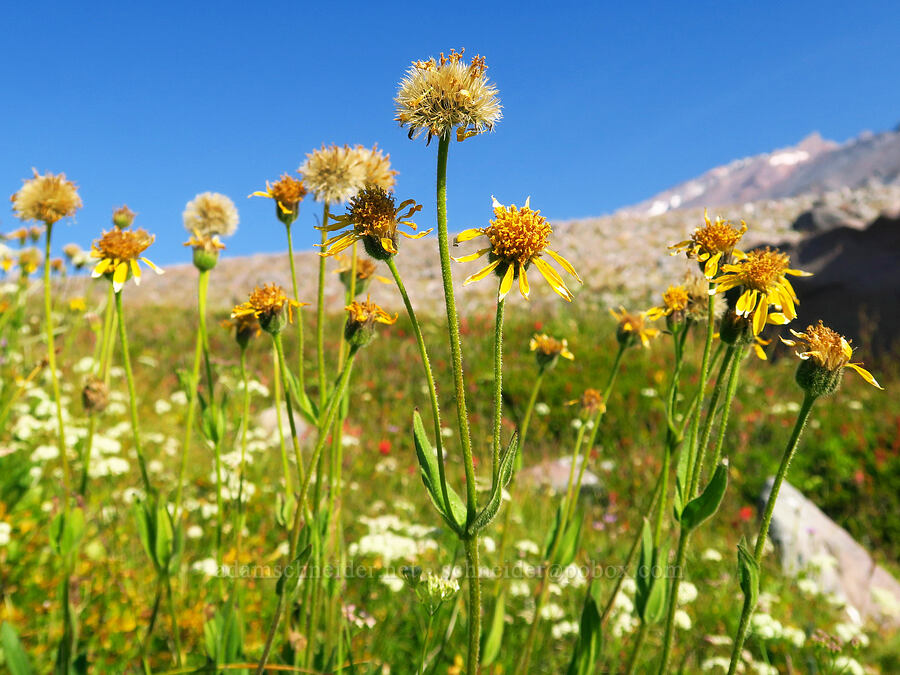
183, 192, 239, 238
782, 321, 883, 393
352, 144, 397, 192
300, 144, 366, 204
530, 333, 574, 370
11, 169, 82, 226
395, 48, 502, 143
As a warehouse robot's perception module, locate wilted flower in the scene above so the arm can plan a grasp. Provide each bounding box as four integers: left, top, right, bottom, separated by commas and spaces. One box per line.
250, 173, 308, 226
782, 321, 883, 395
454, 197, 580, 301
90, 228, 163, 292
221, 313, 262, 349
344, 296, 397, 348
300, 144, 366, 204
529, 333, 574, 370
183, 192, 239, 239
82, 377, 110, 413
183, 230, 226, 271
610, 307, 661, 348
716, 247, 811, 335
353, 144, 397, 191
10, 169, 82, 226
232, 283, 305, 335
319, 186, 427, 260
647, 285, 690, 324
395, 48, 501, 143
669, 210, 747, 279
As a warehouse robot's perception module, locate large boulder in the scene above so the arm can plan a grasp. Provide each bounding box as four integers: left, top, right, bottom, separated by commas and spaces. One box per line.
790, 205, 866, 234
761, 478, 900, 626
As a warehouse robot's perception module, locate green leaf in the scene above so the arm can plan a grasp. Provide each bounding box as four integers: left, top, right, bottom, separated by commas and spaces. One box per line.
553, 508, 583, 567
1, 622, 34, 675
49, 507, 85, 559
283, 366, 318, 426
412, 411, 466, 535
642, 547, 668, 625
680, 459, 729, 531
275, 544, 312, 598
153, 501, 174, 573
673, 441, 691, 521
737, 538, 759, 609
566, 592, 602, 675
480, 589, 506, 666
468, 433, 518, 535
200, 403, 222, 444
133, 500, 157, 570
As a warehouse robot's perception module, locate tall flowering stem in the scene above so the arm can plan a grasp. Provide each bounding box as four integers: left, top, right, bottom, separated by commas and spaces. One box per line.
174, 329, 204, 517
726, 392, 817, 674
491, 296, 505, 483
316, 203, 330, 405
285, 223, 308, 395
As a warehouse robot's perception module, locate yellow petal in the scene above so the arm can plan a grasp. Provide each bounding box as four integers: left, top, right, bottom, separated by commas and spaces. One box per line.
704, 252, 722, 278
380, 237, 397, 253
533, 257, 573, 301
845, 363, 884, 390
498, 264, 515, 300
841, 338, 853, 359
250, 191, 272, 198
752, 297, 769, 335
735, 289, 756, 316
518, 264, 530, 298
452, 247, 491, 263
399, 229, 433, 240
92, 258, 112, 278
113, 262, 128, 292
130, 259, 142, 286
463, 260, 501, 285
544, 249, 582, 283
141, 257, 164, 275
454, 228, 484, 244
753, 342, 768, 361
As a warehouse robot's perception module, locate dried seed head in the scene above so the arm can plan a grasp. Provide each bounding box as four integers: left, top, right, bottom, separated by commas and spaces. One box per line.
11, 169, 82, 226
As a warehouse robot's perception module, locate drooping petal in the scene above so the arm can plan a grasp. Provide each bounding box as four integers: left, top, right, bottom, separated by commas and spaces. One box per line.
130, 259, 142, 286
463, 260, 501, 285
704, 252, 722, 278
498, 263, 515, 300
845, 363, 884, 390
544, 249, 582, 283
752, 296, 769, 335
92, 258, 112, 278
533, 257, 573, 301
518, 263, 530, 298
451, 247, 491, 263
141, 257, 164, 275
455, 228, 485, 244
113, 262, 128, 292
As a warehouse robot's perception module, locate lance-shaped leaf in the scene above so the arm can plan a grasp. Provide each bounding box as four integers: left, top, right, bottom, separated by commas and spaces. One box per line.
468, 433, 518, 535
680, 458, 729, 531
673, 441, 691, 521
737, 537, 759, 609
566, 591, 602, 675
282, 365, 319, 426
0, 622, 34, 675
49, 506, 85, 560
412, 410, 466, 535
481, 589, 506, 666
275, 543, 313, 598
634, 519, 666, 624
544, 500, 583, 567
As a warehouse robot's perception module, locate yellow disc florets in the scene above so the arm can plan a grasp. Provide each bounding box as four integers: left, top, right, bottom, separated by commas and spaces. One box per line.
486, 199, 551, 265
269, 174, 308, 209
345, 296, 397, 328
572, 388, 606, 416
349, 187, 402, 241
782, 321, 883, 392
232, 283, 306, 335
730, 248, 790, 292
670, 209, 748, 278
94, 228, 155, 262
11, 169, 82, 226
529, 334, 574, 359
662, 286, 689, 312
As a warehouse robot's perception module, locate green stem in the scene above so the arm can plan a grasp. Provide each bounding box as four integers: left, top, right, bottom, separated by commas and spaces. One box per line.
710, 347, 744, 470
174, 293, 207, 518
387, 239, 453, 528
464, 536, 481, 675
234, 347, 250, 576
625, 620, 650, 674
727, 392, 817, 675
139, 579, 162, 669
272, 346, 294, 492
42, 225, 71, 508
316, 204, 330, 407
165, 578, 183, 667
273, 333, 306, 497
419, 612, 436, 675
684, 291, 716, 498
690, 344, 736, 496
114, 289, 151, 494
491, 295, 505, 485
518, 369, 545, 454
285, 224, 307, 396
197, 269, 214, 393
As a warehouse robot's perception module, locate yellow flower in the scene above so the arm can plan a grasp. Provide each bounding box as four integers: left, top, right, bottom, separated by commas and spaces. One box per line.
567, 388, 606, 416
300, 144, 366, 204
530, 333, 575, 361
610, 307, 661, 348
183, 192, 239, 238
454, 197, 580, 301
68, 297, 87, 312
221, 312, 262, 348
319, 186, 428, 260
395, 48, 501, 143
646, 285, 690, 321
250, 173, 308, 220
10, 169, 82, 226
344, 296, 397, 347
18, 248, 43, 276
781, 321, 882, 390
670, 209, 747, 278
90, 228, 163, 293
715, 247, 812, 335
232, 283, 306, 334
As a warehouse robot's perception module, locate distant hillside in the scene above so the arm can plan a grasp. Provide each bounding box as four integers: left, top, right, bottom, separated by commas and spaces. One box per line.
620, 126, 900, 217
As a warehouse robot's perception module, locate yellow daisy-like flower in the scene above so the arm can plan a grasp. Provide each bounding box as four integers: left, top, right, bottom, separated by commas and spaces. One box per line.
646, 285, 690, 321
232, 283, 306, 334
300, 144, 366, 204
670, 209, 747, 279
5, 227, 29, 244
530, 334, 575, 360
454, 197, 581, 301
781, 321, 883, 390
610, 307, 661, 348
318, 186, 428, 260
90, 228, 163, 293
220, 312, 262, 348
10, 169, 82, 226
250, 173, 308, 219
715, 247, 812, 335
345, 296, 398, 327
566, 388, 606, 416
395, 48, 502, 143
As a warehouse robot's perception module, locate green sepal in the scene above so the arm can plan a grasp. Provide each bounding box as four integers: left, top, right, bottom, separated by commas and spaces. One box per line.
681, 459, 729, 531
737, 537, 760, 609
412, 410, 466, 536
634, 519, 666, 624
275, 543, 312, 598
468, 433, 518, 536
566, 591, 602, 675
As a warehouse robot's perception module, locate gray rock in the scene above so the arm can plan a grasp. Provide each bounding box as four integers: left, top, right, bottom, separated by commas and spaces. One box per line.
761, 478, 900, 626
790, 205, 865, 234
519, 455, 602, 497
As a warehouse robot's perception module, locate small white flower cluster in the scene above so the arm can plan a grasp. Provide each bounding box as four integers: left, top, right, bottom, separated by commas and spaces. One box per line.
0, 521, 11, 547
348, 514, 438, 565
750, 613, 805, 647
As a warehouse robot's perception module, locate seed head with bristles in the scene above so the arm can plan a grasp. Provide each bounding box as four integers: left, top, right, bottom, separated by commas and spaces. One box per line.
11, 169, 82, 226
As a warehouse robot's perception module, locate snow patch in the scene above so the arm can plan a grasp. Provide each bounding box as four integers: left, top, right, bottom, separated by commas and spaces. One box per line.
769, 150, 809, 167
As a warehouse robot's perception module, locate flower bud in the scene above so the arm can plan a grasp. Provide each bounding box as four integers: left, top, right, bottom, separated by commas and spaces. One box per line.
82, 377, 109, 413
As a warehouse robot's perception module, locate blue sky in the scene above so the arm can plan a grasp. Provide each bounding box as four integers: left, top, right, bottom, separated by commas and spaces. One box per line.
2, 1, 899, 264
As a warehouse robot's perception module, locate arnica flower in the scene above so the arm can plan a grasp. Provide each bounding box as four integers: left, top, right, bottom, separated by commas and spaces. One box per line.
62, 243, 89, 269
610, 307, 661, 348
18, 248, 42, 275
112, 205, 136, 229
454, 197, 581, 301
232, 283, 305, 335
567, 388, 606, 416
10, 169, 82, 226
715, 247, 811, 335
332, 254, 391, 296
250, 173, 308, 226
5, 228, 29, 244
647, 285, 690, 323
319, 186, 428, 260
344, 296, 397, 348
90, 228, 163, 293
782, 321, 883, 396
300, 144, 366, 204
221, 313, 262, 350
670, 210, 747, 279
395, 48, 502, 143
530, 333, 574, 371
